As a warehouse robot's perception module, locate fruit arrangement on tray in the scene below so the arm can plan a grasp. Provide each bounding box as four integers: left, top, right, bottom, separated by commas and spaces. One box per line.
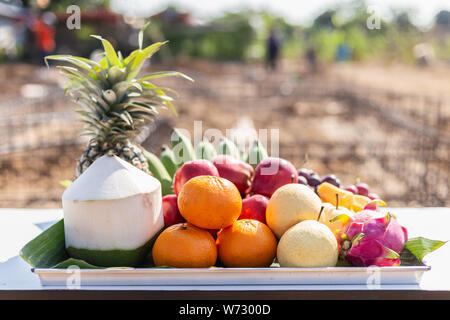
20, 30, 446, 271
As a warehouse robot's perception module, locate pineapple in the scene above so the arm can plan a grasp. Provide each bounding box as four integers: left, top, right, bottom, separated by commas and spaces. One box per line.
46, 27, 192, 178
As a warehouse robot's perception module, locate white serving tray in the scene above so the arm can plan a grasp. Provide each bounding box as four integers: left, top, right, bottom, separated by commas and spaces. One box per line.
32, 265, 430, 286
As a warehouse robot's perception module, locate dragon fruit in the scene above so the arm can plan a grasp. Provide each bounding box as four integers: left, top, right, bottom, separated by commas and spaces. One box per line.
335, 210, 408, 267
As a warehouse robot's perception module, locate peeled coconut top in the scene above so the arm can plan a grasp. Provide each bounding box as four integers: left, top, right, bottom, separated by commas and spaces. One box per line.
63, 155, 160, 201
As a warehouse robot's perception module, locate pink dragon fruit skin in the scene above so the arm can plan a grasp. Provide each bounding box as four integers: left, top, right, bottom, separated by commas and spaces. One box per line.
342, 210, 408, 267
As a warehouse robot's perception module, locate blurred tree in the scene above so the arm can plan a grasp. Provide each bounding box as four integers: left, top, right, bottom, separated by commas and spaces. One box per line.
313, 10, 335, 30
394, 12, 417, 32
150, 8, 254, 61
436, 10, 450, 29
44, 0, 109, 10
6, 0, 444, 64
432, 10, 450, 61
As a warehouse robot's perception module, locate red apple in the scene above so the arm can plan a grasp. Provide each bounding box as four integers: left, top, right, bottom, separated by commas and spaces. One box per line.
238, 194, 269, 224
211, 155, 254, 196
162, 194, 185, 227
173, 159, 219, 195
250, 157, 298, 198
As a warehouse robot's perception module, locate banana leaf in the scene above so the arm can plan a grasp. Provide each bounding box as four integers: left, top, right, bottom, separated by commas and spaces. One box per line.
52, 258, 101, 269
20, 219, 69, 268
19, 219, 160, 269
404, 237, 447, 262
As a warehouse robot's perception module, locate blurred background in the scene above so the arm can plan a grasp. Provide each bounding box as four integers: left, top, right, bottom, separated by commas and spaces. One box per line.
0, 0, 449, 208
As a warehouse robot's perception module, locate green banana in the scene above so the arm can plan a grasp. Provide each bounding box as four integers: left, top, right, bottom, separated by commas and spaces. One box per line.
196, 139, 217, 160
160, 145, 178, 178
171, 129, 196, 166
159, 179, 174, 197
142, 150, 174, 196
245, 140, 268, 168
217, 137, 240, 159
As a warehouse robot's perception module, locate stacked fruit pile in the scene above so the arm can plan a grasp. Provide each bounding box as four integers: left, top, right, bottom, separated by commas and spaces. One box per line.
47, 32, 443, 270
145, 131, 408, 268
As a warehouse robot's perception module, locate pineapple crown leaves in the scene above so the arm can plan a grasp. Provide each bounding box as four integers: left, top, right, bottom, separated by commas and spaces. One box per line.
45, 24, 193, 145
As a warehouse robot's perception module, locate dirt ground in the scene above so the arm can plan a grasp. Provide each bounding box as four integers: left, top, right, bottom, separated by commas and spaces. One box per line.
0, 60, 449, 208
327, 62, 450, 98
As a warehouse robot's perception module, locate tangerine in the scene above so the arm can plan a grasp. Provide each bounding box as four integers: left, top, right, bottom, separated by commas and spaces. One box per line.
217, 219, 277, 267
152, 222, 217, 268
177, 175, 242, 230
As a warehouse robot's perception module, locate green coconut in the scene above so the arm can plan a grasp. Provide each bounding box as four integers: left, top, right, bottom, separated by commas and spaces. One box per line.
62, 155, 164, 267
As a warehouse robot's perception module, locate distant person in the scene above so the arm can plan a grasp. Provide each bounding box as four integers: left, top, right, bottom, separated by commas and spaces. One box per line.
266, 28, 280, 70
305, 47, 317, 73
335, 43, 352, 62
32, 11, 56, 64
15, 4, 35, 62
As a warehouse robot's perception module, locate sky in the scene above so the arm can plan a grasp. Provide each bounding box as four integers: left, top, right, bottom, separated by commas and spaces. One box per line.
110, 0, 450, 29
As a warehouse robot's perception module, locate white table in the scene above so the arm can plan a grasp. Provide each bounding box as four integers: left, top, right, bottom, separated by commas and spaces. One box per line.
1, 207, 449, 299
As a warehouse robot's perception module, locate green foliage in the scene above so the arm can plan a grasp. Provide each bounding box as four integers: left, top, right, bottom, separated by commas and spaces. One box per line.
311, 29, 345, 62
152, 11, 255, 61
434, 38, 450, 60
46, 0, 109, 11
41, 2, 447, 64
146, 3, 434, 64
296, 2, 432, 64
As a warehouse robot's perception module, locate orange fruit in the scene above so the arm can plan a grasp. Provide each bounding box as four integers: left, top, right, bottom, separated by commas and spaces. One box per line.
177, 175, 242, 230
152, 223, 217, 268
217, 219, 277, 267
